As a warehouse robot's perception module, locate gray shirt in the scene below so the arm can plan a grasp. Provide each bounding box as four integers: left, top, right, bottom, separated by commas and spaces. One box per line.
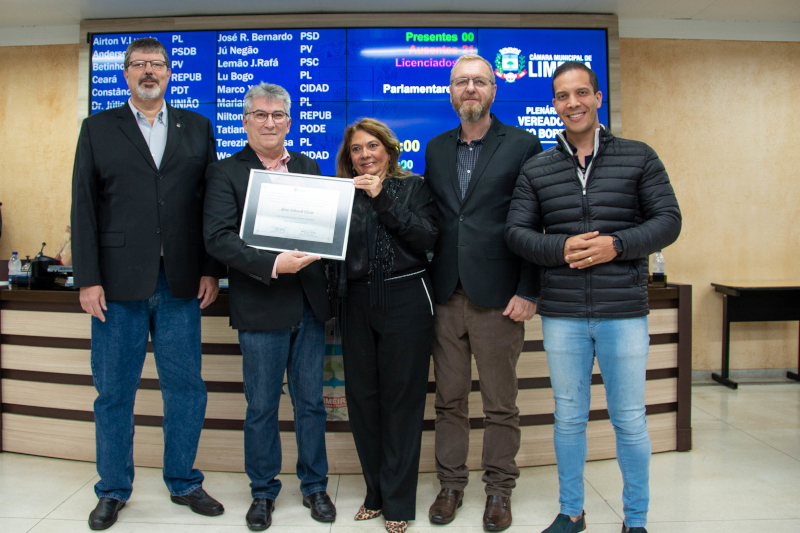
128, 98, 168, 168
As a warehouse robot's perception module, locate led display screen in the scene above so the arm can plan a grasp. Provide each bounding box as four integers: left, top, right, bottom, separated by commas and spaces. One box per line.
90, 27, 608, 175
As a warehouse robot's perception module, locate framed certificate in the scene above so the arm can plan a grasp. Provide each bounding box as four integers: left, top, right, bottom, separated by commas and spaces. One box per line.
239, 169, 355, 260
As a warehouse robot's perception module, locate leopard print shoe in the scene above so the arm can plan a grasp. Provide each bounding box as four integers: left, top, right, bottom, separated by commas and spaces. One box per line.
354, 505, 382, 521
385, 520, 408, 533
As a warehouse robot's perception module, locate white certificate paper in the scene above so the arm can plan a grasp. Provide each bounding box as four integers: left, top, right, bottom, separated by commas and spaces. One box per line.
252, 183, 341, 243
239, 169, 355, 260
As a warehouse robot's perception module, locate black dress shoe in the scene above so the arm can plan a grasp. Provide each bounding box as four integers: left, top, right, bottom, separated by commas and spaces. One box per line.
88, 497, 125, 530
170, 486, 225, 516
302, 491, 336, 522
247, 498, 275, 531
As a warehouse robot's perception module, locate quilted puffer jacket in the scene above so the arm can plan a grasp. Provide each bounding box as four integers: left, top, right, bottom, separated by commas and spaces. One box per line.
505, 127, 681, 318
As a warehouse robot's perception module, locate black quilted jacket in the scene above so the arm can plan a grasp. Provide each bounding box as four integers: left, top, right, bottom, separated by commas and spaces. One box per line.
505, 127, 681, 318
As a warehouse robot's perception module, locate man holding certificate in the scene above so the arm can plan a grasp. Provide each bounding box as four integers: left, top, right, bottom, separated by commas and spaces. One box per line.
203, 83, 335, 531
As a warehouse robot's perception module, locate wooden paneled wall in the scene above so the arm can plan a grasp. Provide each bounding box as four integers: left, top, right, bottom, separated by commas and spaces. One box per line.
1, 287, 691, 473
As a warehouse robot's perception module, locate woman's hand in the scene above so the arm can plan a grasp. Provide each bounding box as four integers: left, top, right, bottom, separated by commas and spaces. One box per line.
353, 173, 384, 198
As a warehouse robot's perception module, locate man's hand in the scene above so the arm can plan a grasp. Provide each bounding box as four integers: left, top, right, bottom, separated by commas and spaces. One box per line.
80, 285, 107, 322
503, 295, 537, 322
275, 251, 321, 274
564, 231, 617, 269
197, 276, 220, 309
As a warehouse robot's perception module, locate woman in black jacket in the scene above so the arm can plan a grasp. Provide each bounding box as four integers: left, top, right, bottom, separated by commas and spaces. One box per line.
334, 118, 439, 533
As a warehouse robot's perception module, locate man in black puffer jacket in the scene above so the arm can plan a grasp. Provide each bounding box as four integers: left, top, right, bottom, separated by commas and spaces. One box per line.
505, 62, 680, 533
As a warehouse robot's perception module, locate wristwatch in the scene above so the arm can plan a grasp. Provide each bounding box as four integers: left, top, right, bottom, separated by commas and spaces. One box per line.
612, 236, 623, 256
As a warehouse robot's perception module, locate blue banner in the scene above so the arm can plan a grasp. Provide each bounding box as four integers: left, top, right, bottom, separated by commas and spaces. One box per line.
90, 27, 609, 175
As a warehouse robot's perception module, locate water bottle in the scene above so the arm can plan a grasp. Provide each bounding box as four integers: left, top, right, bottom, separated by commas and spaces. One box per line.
8, 251, 21, 288
651, 250, 665, 283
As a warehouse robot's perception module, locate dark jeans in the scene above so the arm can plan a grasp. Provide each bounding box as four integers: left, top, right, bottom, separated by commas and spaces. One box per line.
91, 265, 206, 502
432, 288, 525, 497
342, 274, 434, 521
238, 297, 328, 500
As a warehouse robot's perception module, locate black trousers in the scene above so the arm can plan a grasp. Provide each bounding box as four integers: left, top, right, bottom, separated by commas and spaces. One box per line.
342, 272, 435, 521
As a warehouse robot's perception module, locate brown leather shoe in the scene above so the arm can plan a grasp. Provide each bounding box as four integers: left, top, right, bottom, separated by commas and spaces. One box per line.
483, 495, 512, 532
428, 488, 464, 524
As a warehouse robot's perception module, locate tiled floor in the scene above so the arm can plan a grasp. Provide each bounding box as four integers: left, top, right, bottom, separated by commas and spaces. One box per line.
1, 383, 799, 532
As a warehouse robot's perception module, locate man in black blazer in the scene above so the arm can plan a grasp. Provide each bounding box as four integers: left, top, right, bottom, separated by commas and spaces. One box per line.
424, 55, 543, 532
203, 83, 335, 531
71, 38, 225, 530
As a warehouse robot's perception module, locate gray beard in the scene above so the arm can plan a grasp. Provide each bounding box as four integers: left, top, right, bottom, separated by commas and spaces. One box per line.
136, 83, 161, 100
456, 101, 486, 123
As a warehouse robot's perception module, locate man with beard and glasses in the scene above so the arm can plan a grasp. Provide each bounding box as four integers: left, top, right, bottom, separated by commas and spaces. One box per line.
71, 37, 226, 530
423, 54, 543, 532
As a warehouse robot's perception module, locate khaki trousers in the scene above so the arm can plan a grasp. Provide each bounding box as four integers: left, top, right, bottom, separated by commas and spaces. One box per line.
432, 288, 525, 497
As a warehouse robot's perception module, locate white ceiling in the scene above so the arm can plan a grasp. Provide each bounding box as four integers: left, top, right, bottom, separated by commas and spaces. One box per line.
1, 0, 799, 28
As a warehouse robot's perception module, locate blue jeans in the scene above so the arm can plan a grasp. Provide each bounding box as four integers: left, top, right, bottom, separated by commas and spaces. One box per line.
91, 266, 207, 502
238, 298, 328, 500
541, 316, 651, 528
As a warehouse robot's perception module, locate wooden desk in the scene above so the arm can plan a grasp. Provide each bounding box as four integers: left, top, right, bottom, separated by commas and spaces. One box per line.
1, 285, 693, 470
711, 281, 800, 389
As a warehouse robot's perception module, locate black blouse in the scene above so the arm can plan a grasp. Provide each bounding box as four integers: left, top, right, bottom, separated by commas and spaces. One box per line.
344, 175, 439, 280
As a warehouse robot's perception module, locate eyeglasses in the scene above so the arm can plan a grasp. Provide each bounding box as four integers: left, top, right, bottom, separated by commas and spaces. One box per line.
245, 111, 288, 124
451, 77, 494, 89
127, 60, 168, 71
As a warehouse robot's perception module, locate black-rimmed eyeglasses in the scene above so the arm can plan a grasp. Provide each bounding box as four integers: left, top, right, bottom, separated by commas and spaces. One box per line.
127, 60, 168, 71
